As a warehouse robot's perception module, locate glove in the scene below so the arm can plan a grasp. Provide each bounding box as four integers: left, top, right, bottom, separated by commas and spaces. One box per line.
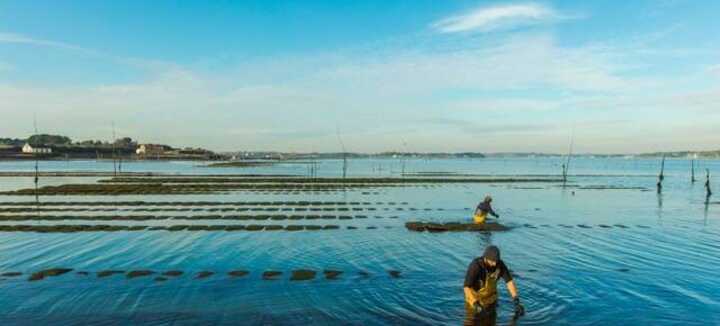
513, 297, 525, 316
472, 301, 485, 315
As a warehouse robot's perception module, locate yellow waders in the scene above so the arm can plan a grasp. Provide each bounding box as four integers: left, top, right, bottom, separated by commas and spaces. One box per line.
466, 267, 501, 308
473, 212, 488, 224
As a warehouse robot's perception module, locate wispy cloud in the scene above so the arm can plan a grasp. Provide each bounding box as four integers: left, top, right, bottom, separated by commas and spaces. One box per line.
432, 3, 564, 33
0, 32, 95, 53
2, 32, 717, 153
0, 31, 184, 75
1, 23, 717, 153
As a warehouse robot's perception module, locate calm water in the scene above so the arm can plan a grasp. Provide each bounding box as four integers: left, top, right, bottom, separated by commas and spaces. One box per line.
0, 158, 718, 325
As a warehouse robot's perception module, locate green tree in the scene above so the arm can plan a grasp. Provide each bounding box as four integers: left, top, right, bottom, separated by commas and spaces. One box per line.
27, 134, 72, 145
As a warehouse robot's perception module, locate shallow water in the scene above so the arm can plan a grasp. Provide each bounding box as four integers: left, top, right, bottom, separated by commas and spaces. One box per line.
0, 158, 718, 325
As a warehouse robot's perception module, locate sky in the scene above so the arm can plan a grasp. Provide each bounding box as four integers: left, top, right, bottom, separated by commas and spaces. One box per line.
1, 0, 719, 153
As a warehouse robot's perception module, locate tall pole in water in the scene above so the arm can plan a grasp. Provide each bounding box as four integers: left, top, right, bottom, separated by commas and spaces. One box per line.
311, 146, 318, 178
33, 115, 39, 207
563, 130, 575, 186
691, 159, 696, 183
706, 169, 712, 202
118, 135, 123, 175
401, 139, 407, 177
657, 155, 665, 193
111, 122, 117, 177
342, 151, 347, 179
336, 126, 347, 179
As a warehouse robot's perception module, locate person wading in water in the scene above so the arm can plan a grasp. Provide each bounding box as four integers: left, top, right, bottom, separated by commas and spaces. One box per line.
474, 196, 499, 224
464, 245, 524, 325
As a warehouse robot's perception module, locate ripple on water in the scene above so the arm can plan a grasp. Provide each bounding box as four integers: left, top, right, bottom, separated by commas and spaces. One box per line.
2, 159, 720, 324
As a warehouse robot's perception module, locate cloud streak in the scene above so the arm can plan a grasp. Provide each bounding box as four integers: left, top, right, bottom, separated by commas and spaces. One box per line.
0, 32, 92, 52
2, 32, 718, 153
1, 22, 718, 153
432, 3, 562, 33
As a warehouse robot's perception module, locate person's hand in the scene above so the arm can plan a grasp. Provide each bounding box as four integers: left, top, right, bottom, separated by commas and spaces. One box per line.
473, 301, 484, 315
513, 297, 525, 316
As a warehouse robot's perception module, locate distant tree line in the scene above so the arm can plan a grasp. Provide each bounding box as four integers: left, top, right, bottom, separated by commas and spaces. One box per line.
0, 134, 138, 149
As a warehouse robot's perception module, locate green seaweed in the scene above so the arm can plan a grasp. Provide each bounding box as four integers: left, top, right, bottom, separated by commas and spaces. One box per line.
98, 270, 124, 278
285, 225, 304, 231
29, 268, 73, 281
246, 225, 265, 231
127, 270, 155, 279
162, 270, 183, 277
405, 221, 510, 232
290, 269, 316, 281
323, 270, 343, 280
228, 270, 249, 278
262, 271, 282, 280
168, 225, 189, 231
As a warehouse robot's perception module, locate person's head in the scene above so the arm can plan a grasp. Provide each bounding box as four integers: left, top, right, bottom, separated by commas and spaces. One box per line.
482, 245, 500, 267
484, 195, 493, 203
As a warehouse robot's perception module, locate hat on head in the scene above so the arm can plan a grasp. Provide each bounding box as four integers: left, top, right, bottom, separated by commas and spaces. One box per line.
483, 245, 500, 261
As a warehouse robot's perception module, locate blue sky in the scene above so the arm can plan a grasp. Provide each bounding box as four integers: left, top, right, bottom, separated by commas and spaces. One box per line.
1, 0, 719, 153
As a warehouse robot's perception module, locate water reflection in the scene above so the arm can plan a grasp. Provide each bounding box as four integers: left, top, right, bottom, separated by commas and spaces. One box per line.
1, 158, 720, 325
463, 304, 520, 326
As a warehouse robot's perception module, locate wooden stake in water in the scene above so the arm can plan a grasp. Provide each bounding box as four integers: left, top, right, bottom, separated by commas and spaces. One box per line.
118, 143, 123, 175
111, 122, 117, 177
691, 159, 696, 183
706, 169, 712, 200
335, 126, 347, 179
32, 115, 39, 207
400, 139, 408, 177
563, 130, 575, 187
657, 155, 665, 193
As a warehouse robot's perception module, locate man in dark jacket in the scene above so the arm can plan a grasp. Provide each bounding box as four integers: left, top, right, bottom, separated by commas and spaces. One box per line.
464, 245, 524, 324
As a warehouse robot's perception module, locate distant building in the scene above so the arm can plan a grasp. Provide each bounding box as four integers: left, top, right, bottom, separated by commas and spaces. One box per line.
22, 143, 52, 154
136, 144, 165, 156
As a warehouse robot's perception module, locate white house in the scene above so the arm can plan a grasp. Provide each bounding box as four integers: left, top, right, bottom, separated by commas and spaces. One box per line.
22, 143, 52, 154
136, 144, 165, 156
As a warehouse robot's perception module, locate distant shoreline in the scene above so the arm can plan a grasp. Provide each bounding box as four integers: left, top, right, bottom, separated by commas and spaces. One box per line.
0, 155, 717, 163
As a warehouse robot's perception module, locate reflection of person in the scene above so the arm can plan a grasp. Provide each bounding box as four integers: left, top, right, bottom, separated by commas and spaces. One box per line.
473, 196, 499, 224
463, 246, 524, 325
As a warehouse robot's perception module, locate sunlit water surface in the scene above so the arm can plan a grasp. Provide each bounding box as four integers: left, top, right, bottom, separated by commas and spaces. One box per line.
0, 158, 718, 325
